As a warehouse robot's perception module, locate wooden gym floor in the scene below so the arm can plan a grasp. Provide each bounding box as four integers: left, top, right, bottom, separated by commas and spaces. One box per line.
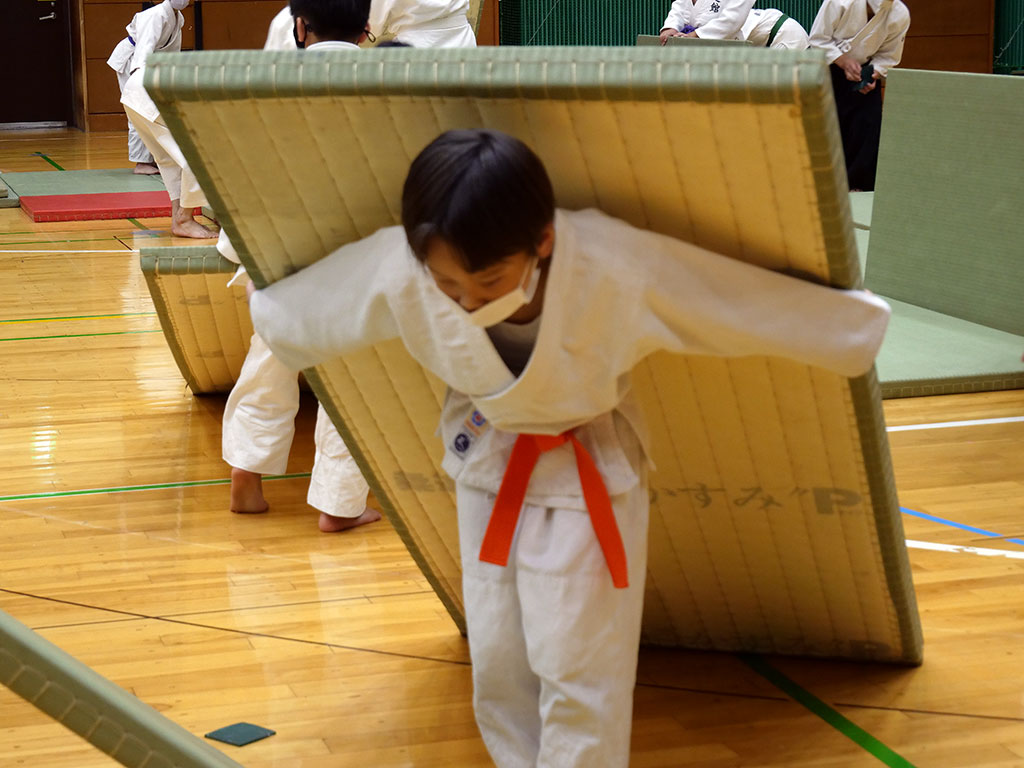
1, 129, 1022, 768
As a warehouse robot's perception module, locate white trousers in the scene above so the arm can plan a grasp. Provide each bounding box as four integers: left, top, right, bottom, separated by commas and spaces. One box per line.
114, 69, 154, 164
222, 332, 369, 518
769, 18, 811, 49
122, 104, 207, 207
457, 469, 649, 768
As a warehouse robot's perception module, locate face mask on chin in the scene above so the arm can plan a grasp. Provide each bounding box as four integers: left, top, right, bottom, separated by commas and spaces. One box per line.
461, 257, 542, 329
169, 0, 188, 10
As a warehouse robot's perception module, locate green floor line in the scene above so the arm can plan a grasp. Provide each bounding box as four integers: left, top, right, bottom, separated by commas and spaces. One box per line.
32, 152, 65, 171
0, 473, 312, 503
127, 218, 145, 229
0, 312, 157, 325
740, 655, 917, 767
0, 329, 162, 342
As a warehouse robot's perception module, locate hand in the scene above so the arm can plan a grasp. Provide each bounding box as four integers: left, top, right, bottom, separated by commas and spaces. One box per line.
682, 30, 699, 38
659, 28, 681, 45
834, 53, 863, 82
858, 80, 877, 94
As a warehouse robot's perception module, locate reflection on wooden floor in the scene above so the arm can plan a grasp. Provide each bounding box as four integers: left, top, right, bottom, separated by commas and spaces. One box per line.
1, 129, 1022, 767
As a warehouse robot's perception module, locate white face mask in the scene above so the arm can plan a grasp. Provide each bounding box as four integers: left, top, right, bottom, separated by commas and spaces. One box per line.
462, 257, 542, 328
169, 0, 188, 10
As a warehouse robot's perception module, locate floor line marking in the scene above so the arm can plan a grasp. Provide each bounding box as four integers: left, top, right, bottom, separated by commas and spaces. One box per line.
31, 152, 65, 171
0, 329, 162, 343
0, 312, 156, 325
0, 473, 312, 503
905, 539, 1024, 560
887, 416, 1024, 432
901, 507, 1024, 547
740, 655, 917, 767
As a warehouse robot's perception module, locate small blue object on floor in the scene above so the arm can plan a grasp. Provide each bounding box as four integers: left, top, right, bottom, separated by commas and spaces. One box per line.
204, 722, 276, 746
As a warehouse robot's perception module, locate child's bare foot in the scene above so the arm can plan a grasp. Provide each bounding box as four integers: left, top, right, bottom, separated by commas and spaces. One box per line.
318, 508, 381, 532
133, 162, 160, 175
230, 467, 269, 513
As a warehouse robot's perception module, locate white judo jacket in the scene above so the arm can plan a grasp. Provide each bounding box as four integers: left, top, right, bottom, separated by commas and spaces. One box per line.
661, 0, 755, 40
117, 1, 185, 122
250, 208, 890, 504
809, 0, 911, 76
369, 0, 473, 46
107, 0, 184, 77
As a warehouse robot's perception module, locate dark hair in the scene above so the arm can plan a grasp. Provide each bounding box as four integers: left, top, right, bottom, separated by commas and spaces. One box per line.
376, 40, 412, 47
402, 130, 555, 272
289, 0, 370, 42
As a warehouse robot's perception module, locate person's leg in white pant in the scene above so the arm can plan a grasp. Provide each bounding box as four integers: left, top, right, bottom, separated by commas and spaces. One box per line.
122, 103, 216, 239
223, 332, 302, 512
307, 403, 379, 531
769, 18, 810, 50
115, 70, 157, 173
457, 474, 649, 768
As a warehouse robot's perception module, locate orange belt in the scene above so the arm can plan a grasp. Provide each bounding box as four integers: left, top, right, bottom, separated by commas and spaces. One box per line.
477, 432, 629, 588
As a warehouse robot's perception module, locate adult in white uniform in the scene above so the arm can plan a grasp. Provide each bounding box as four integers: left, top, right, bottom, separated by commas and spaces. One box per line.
107, 1, 187, 174
369, 0, 475, 47
809, 0, 911, 190
118, 0, 215, 238
249, 130, 891, 766
221, 0, 379, 532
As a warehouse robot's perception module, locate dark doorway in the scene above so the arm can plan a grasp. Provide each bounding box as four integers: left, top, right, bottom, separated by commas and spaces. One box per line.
0, 0, 74, 125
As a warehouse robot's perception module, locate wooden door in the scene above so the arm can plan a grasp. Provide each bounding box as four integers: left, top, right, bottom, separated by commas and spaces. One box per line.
0, 0, 75, 124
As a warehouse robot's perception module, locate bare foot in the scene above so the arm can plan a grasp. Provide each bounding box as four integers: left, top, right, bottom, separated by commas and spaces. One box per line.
133, 162, 160, 175
171, 217, 218, 239
318, 508, 382, 532
171, 199, 219, 239
230, 467, 269, 514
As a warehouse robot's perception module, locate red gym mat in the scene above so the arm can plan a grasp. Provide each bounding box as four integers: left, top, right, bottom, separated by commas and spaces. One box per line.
18, 191, 173, 222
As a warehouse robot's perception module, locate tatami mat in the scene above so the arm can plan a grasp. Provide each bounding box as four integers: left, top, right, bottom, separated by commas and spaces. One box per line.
146, 46, 921, 663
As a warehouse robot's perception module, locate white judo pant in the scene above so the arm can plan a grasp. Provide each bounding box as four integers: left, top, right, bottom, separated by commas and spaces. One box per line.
456, 467, 649, 767
114, 69, 154, 164
122, 105, 207, 208
222, 332, 369, 518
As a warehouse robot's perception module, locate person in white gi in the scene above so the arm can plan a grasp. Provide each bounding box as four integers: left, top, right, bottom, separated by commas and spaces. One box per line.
107, 2, 186, 175
117, 0, 216, 238
660, 0, 808, 49
369, 0, 475, 47
809, 0, 911, 190
248, 129, 892, 767
220, 0, 380, 532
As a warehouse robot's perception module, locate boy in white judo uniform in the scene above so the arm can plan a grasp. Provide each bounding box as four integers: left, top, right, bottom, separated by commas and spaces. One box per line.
660, 0, 808, 49
809, 0, 911, 190
248, 129, 891, 766
107, 1, 189, 174
118, 0, 216, 238
369, 0, 475, 47
221, 0, 380, 532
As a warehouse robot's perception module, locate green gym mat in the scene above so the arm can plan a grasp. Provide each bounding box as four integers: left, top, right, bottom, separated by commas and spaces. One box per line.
0, 169, 166, 198
866, 69, 1024, 397
848, 191, 873, 230
144, 45, 922, 665
140, 246, 254, 394
879, 299, 1024, 398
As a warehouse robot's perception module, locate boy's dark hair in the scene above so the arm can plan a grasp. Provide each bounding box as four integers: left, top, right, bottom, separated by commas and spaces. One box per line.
402, 130, 555, 272
376, 40, 412, 47
289, 0, 371, 42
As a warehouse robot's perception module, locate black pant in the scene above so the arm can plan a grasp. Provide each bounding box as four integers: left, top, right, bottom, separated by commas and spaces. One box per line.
830, 63, 883, 191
